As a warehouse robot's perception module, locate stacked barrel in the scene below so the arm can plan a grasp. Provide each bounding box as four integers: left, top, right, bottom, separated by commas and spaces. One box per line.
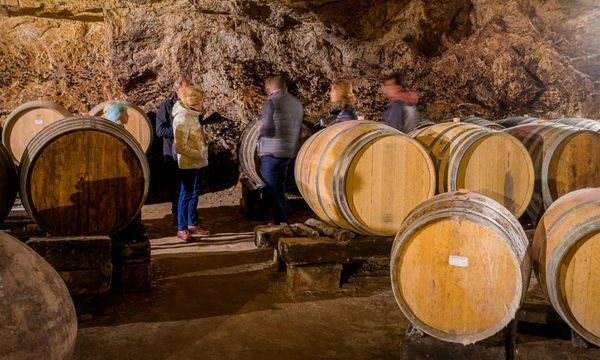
1, 100, 151, 236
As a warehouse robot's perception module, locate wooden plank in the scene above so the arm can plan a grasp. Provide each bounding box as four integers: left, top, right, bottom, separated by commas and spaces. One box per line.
278, 236, 394, 266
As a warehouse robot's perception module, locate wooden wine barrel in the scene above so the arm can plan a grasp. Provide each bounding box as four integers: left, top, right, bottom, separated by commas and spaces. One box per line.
496, 116, 540, 128
2, 100, 72, 163
391, 191, 531, 344
238, 119, 312, 187
0, 232, 78, 359
532, 188, 600, 346
295, 120, 436, 236
504, 123, 600, 221
20, 116, 150, 236
411, 122, 534, 218
90, 101, 153, 153
461, 116, 505, 130
550, 118, 600, 132
0, 143, 18, 223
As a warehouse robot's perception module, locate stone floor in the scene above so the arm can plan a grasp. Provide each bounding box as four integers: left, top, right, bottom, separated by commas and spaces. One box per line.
73, 186, 408, 360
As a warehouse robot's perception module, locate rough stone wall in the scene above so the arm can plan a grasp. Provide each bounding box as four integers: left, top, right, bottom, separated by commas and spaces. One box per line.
1, 0, 599, 167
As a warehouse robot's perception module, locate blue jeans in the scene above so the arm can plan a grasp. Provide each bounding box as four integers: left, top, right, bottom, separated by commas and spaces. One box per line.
260, 155, 292, 224
177, 169, 201, 231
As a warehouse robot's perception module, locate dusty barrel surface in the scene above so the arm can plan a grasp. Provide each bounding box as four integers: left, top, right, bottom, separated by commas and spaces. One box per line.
2, 100, 72, 163
411, 122, 534, 218
504, 123, 600, 221
90, 101, 154, 153
390, 191, 531, 345
496, 116, 541, 128
549, 118, 600, 132
0, 231, 78, 359
295, 120, 436, 236
0, 142, 18, 222
533, 188, 600, 346
461, 116, 505, 130
238, 119, 311, 187
20, 116, 150, 236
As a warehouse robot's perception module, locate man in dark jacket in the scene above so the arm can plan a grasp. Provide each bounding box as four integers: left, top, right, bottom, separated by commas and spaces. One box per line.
258, 74, 304, 225
381, 72, 419, 134
156, 78, 189, 222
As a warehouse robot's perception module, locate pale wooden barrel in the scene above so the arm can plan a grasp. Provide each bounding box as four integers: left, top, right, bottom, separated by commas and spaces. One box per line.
2, 100, 72, 163
461, 116, 505, 130
90, 101, 153, 153
532, 188, 600, 346
550, 118, 600, 132
295, 120, 436, 236
238, 119, 311, 186
496, 116, 540, 128
20, 116, 150, 236
391, 191, 530, 344
411, 122, 534, 218
0, 143, 18, 223
504, 123, 600, 221
0, 231, 78, 359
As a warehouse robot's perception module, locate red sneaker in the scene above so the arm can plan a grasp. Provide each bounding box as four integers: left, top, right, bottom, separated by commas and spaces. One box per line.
176, 230, 192, 241
187, 225, 210, 237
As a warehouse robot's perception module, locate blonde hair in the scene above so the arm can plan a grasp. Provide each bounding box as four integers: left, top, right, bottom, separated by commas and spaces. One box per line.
178, 85, 204, 110
330, 80, 356, 108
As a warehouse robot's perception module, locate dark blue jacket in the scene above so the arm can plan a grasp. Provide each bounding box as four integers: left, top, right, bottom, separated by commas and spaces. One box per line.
156, 93, 178, 158
332, 106, 358, 123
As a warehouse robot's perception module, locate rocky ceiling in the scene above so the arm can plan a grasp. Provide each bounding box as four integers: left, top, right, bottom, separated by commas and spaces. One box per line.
1, 0, 599, 169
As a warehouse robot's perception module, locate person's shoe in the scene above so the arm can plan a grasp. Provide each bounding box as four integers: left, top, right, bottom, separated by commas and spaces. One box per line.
187, 225, 210, 237
176, 230, 192, 241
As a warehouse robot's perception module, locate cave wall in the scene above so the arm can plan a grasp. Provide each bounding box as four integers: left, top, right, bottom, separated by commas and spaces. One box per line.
1, 0, 599, 160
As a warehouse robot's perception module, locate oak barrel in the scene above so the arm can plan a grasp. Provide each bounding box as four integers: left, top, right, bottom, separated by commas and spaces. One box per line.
532, 188, 600, 346
2, 100, 72, 163
391, 191, 531, 344
496, 116, 541, 128
0, 143, 18, 223
461, 116, 505, 130
504, 123, 600, 221
550, 118, 600, 132
295, 120, 436, 236
239, 119, 311, 187
411, 122, 534, 217
90, 101, 154, 153
0, 232, 78, 359
20, 116, 150, 236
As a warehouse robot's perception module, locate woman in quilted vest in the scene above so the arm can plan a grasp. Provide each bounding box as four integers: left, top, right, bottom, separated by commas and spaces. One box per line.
172, 85, 211, 241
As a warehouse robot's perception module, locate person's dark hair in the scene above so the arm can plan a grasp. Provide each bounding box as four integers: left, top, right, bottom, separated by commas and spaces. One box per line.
266, 74, 287, 91
383, 72, 404, 87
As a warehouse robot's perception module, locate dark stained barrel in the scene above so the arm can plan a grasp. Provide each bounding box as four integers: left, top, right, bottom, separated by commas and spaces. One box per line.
238, 119, 312, 186
2, 100, 72, 163
0, 231, 78, 359
496, 116, 540, 128
20, 116, 150, 236
549, 118, 600, 132
90, 101, 154, 153
461, 116, 505, 130
0, 142, 18, 223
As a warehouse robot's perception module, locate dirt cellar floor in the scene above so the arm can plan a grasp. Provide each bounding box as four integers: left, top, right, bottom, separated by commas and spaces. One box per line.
72, 186, 600, 359
73, 186, 409, 360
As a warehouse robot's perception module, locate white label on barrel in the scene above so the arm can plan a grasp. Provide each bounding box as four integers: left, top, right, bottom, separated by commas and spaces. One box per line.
34, 119, 43, 125
449, 255, 468, 268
